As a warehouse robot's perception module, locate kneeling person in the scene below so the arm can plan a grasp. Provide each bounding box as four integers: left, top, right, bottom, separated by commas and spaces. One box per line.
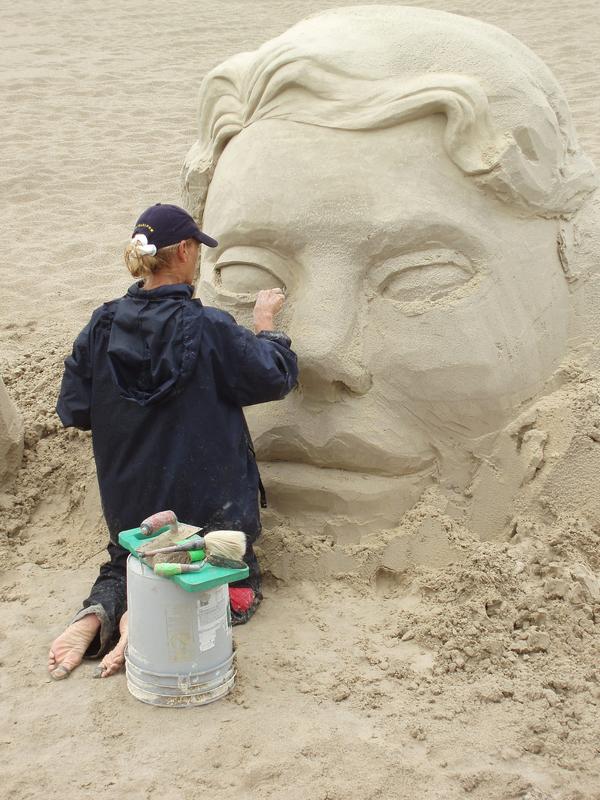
48, 203, 297, 680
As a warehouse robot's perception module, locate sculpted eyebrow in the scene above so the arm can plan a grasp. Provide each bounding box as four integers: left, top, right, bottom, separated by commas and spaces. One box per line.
365, 216, 487, 259
206, 224, 303, 258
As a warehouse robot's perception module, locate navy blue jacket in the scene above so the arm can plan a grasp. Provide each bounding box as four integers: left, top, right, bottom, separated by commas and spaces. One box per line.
56, 282, 298, 542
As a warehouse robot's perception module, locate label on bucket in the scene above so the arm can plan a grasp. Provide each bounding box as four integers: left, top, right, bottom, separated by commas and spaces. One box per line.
196, 585, 230, 652
198, 623, 219, 652
166, 604, 195, 661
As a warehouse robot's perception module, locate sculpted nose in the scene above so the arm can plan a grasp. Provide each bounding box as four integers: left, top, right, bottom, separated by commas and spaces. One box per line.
291, 285, 372, 399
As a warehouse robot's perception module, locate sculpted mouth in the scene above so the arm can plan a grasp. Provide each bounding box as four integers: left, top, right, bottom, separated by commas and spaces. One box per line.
254, 430, 437, 478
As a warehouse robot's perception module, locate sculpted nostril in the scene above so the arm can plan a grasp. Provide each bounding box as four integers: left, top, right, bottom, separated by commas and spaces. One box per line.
293, 311, 371, 398
345, 372, 373, 396
298, 364, 373, 401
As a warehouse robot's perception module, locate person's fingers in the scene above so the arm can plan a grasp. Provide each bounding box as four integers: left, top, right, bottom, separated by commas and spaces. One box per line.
262, 289, 285, 308
257, 288, 285, 300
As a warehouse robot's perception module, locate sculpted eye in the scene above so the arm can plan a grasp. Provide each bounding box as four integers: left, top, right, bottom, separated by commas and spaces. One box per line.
217, 263, 285, 294
374, 249, 475, 304
212, 246, 289, 298
381, 263, 471, 301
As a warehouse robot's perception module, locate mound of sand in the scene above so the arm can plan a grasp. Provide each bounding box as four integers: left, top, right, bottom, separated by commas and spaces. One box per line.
2, 321, 600, 798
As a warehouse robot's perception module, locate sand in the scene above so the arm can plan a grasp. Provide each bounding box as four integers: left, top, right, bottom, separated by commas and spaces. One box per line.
1, 2, 600, 799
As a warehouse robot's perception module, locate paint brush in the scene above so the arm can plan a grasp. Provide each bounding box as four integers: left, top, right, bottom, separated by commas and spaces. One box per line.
142, 530, 246, 562
154, 560, 208, 577
153, 553, 247, 577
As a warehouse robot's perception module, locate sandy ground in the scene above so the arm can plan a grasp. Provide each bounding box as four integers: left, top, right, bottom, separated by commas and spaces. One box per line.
2, 2, 600, 799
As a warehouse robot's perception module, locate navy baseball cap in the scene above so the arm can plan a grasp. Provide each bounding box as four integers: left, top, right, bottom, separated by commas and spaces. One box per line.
132, 203, 218, 250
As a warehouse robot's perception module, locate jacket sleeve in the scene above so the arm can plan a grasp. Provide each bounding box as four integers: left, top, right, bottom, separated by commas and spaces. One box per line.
56, 321, 93, 430
208, 312, 298, 407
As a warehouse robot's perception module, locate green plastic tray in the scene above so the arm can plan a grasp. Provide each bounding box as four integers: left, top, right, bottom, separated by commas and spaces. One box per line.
118, 526, 249, 593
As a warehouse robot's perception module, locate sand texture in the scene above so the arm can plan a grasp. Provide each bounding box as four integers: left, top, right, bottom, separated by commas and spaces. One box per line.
1, 2, 600, 799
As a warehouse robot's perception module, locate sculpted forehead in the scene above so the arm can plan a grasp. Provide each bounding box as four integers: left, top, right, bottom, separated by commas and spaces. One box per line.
202, 117, 508, 243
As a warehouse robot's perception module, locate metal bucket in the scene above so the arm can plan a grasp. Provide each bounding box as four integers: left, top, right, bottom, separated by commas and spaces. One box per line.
125, 555, 234, 707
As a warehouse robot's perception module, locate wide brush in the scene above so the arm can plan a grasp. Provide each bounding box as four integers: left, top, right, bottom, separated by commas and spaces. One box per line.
142, 530, 246, 562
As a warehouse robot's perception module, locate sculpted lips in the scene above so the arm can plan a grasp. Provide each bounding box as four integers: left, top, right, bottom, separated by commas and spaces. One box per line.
254, 429, 436, 477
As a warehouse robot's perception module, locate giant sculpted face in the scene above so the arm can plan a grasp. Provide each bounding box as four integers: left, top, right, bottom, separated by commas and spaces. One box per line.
183, 6, 598, 536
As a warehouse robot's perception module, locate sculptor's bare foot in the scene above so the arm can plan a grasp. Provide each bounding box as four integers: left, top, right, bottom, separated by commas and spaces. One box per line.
96, 612, 128, 678
48, 614, 101, 680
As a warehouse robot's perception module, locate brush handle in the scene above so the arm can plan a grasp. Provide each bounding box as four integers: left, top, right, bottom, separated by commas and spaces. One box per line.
142, 537, 206, 556
154, 560, 207, 577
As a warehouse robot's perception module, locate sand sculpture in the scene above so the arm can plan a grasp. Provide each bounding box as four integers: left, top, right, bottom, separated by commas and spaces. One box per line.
183, 6, 599, 539
0, 376, 23, 485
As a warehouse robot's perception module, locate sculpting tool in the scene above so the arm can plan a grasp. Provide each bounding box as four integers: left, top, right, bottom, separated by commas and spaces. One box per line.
154, 553, 247, 577
140, 510, 178, 536
141, 529, 246, 562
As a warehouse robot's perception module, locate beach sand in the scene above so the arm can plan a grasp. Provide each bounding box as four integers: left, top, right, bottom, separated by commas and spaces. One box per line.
1, 2, 600, 798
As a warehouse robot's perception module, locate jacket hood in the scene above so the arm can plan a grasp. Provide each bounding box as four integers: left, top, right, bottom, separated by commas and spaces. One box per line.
107, 282, 199, 406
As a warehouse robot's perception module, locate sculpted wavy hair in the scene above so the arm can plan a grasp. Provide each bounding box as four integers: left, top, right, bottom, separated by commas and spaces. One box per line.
182, 5, 597, 225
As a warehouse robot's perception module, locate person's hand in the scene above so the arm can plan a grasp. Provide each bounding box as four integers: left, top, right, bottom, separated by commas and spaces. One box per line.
253, 288, 285, 332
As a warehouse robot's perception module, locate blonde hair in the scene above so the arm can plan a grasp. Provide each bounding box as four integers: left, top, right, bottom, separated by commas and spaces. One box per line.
123, 241, 179, 279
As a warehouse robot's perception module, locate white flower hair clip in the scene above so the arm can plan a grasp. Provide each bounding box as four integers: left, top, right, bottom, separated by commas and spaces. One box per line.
131, 233, 157, 256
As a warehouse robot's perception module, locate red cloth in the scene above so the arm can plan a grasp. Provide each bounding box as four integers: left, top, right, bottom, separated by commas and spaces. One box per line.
229, 587, 255, 614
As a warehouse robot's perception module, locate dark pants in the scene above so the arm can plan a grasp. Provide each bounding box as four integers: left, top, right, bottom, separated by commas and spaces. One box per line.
77, 538, 262, 658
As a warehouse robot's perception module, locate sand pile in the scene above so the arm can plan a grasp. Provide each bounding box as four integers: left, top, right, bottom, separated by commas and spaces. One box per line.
247, 371, 600, 789
2, 343, 600, 797
0, 345, 104, 571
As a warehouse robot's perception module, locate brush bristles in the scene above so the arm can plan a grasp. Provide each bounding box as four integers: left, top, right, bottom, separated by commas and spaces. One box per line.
203, 530, 246, 561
